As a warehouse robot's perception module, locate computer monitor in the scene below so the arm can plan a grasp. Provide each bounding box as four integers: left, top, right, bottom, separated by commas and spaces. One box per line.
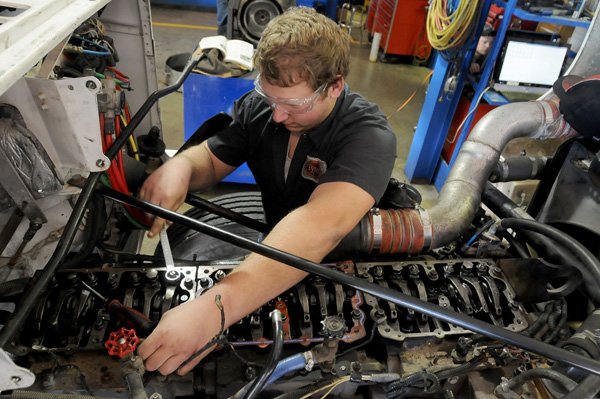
492, 33, 568, 95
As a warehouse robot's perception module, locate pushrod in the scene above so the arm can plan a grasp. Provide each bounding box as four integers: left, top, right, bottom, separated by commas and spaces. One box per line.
97, 185, 600, 378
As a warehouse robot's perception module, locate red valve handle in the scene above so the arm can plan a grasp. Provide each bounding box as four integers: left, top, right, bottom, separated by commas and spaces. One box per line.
104, 327, 140, 358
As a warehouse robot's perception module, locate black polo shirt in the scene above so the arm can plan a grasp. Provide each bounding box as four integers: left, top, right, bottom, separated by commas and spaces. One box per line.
207, 86, 396, 227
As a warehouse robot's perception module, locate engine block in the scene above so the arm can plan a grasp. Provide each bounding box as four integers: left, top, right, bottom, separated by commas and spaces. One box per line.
8, 258, 527, 355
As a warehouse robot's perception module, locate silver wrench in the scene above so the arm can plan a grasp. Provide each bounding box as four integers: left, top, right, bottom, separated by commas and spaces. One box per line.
160, 229, 180, 281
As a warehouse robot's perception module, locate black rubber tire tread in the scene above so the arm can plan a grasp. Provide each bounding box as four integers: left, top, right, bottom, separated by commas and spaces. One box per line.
155, 191, 264, 261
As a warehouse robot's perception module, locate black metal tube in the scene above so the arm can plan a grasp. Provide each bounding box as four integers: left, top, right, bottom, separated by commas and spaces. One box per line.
0, 173, 100, 348
105, 50, 204, 160
96, 186, 600, 377
243, 310, 284, 399
185, 193, 270, 234
0, 51, 204, 348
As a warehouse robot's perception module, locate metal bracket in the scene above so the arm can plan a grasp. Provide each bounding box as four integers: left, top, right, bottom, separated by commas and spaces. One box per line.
0, 349, 35, 391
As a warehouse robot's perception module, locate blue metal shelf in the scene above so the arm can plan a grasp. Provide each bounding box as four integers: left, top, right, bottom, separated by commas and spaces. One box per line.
513, 8, 591, 28
405, 0, 590, 188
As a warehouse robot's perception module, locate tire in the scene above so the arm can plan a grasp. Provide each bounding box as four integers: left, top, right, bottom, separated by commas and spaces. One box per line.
155, 192, 265, 261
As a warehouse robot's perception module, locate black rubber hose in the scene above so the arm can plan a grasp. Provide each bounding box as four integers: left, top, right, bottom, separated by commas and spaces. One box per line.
483, 183, 600, 305
500, 218, 600, 291
243, 310, 284, 399
498, 230, 530, 258
490, 156, 550, 182
94, 185, 600, 377
544, 299, 568, 343
523, 302, 553, 338
0, 50, 205, 349
562, 375, 600, 399
387, 371, 440, 397
496, 368, 577, 393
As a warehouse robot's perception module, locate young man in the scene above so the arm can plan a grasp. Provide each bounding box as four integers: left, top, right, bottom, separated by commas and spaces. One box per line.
138, 7, 396, 375
469, 24, 495, 75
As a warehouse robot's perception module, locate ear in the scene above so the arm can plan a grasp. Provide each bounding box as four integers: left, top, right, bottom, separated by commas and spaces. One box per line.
327, 77, 345, 99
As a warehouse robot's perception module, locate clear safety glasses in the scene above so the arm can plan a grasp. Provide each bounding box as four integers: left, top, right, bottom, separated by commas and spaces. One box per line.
253, 74, 328, 115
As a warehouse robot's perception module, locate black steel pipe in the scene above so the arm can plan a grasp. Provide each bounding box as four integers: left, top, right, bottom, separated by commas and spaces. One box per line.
96, 185, 600, 378
185, 193, 270, 234
0, 50, 205, 348
243, 310, 284, 399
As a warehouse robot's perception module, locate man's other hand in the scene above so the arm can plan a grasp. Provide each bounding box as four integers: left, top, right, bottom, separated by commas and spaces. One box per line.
137, 297, 220, 375
139, 156, 194, 238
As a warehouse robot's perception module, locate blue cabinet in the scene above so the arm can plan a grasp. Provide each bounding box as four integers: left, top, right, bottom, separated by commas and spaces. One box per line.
183, 73, 257, 184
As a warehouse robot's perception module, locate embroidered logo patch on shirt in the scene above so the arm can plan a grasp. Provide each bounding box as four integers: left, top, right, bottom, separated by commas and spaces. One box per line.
301, 156, 327, 183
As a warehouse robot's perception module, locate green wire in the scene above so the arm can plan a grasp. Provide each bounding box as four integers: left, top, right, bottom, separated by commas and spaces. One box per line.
99, 173, 148, 230
95, 72, 126, 87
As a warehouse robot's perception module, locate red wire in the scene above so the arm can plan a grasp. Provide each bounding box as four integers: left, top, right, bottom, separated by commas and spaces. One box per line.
106, 66, 130, 81
114, 116, 128, 187
124, 101, 132, 123
99, 113, 107, 152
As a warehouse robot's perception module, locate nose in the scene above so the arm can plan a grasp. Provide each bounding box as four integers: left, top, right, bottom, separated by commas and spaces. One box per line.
271, 106, 289, 123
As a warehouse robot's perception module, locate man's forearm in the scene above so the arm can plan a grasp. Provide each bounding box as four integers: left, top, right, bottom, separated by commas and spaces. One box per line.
198, 203, 347, 334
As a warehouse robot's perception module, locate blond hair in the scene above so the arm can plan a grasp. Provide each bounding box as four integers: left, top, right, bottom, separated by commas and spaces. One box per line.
254, 7, 350, 89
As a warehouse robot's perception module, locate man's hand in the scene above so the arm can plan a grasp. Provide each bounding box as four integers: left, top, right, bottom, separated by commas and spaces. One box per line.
139, 156, 194, 237
137, 296, 222, 375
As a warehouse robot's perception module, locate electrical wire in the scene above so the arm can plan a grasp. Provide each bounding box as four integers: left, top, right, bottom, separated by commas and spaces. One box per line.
299, 376, 351, 399
445, 86, 490, 145
106, 66, 130, 83
426, 0, 480, 51
319, 377, 350, 398
120, 115, 140, 161
99, 110, 148, 227
95, 72, 127, 87
387, 71, 433, 120
465, 219, 495, 247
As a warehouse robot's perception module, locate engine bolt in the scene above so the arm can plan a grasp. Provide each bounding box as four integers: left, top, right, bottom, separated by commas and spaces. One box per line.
183, 277, 194, 289
462, 262, 473, 271
245, 366, 257, 381
200, 277, 211, 288
11, 376, 21, 384
373, 266, 384, 278
86, 80, 97, 90
149, 393, 162, 399
96, 159, 106, 168
351, 310, 362, 319
476, 264, 488, 273
214, 270, 226, 281
409, 265, 419, 275
146, 269, 158, 280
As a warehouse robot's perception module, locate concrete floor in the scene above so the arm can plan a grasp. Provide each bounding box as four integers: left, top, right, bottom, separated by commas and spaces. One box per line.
148, 4, 440, 209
